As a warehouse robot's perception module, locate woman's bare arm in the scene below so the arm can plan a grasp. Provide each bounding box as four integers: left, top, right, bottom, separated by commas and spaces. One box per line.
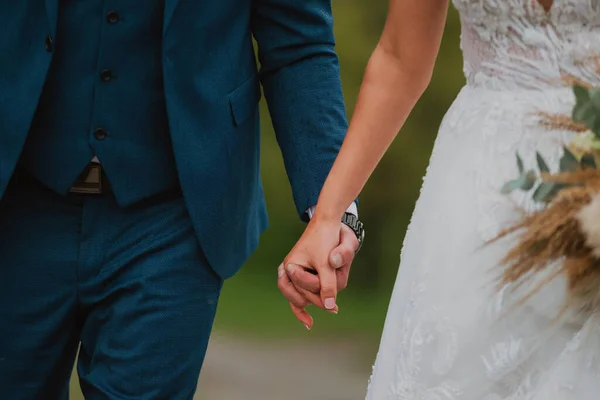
312, 0, 450, 223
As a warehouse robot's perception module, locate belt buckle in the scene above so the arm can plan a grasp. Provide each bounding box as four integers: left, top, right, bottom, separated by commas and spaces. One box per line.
69, 164, 103, 194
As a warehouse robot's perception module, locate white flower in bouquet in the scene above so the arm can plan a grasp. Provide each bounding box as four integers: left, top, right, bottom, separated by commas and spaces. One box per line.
568, 130, 600, 160
577, 192, 600, 259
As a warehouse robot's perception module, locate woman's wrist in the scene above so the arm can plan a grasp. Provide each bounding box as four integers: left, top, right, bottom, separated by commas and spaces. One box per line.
311, 207, 345, 225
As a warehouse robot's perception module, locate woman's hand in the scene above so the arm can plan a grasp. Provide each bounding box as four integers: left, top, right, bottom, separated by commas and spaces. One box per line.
277, 218, 359, 329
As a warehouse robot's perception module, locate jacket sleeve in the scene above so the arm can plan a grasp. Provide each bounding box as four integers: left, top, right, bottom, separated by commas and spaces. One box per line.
251, 0, 349, 220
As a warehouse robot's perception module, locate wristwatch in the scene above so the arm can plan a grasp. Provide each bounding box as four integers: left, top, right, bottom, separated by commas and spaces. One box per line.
341, 212, 365, 254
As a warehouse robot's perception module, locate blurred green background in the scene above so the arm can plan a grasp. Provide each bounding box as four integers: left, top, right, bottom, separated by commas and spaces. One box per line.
70, 2, 465, 399
214, 1, 464, 340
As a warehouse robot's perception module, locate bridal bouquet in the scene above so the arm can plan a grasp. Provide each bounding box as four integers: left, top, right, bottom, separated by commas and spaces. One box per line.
495, 80, 600, 314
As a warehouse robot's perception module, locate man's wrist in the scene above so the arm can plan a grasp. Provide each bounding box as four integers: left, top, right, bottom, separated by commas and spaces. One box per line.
341, 212, 365, 254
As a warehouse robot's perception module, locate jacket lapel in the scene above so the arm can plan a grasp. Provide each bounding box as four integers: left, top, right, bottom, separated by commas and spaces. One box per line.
163, 0, 179, 36
45, 0, 58, 37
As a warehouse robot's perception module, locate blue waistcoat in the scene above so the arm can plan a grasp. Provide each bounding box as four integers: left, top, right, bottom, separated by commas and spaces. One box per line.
21, 0, 179, 206
0, 0, 348, 278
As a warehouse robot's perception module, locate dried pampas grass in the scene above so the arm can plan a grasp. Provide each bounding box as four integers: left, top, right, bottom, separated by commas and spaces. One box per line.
491, 169, 600, 314
538, 112, 588, 133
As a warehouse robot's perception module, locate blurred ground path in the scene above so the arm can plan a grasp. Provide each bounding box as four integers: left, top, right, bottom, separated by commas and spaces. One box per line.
195, 332, 376, 400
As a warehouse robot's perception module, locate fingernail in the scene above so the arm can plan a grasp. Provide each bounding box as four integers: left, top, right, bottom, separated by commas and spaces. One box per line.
286, 264, 295, 276
332, 254, 343, 268
278, 267, 285, 278
324, 297, 336, 310
304, 324, 311, 331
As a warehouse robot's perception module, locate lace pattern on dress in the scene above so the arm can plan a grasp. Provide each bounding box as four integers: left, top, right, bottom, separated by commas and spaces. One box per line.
454, 0, 600, 90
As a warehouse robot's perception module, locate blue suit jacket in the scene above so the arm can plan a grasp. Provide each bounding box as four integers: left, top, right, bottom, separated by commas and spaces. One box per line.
0, 0, 348, 278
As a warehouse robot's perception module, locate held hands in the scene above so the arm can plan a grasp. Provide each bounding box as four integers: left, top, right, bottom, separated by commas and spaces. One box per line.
277, 218, 359, 329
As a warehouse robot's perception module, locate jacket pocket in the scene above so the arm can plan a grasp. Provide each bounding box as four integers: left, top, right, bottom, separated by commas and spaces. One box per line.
227, 75, 262, 127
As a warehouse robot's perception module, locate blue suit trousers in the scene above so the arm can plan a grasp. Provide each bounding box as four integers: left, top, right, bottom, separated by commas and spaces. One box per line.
0, 173, 223, 399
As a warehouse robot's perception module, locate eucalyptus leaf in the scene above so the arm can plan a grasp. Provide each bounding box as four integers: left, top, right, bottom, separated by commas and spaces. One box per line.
536, 152, 550, 173
523, 170, 537, 190
590, 88, 600, 110
581, 154, 597, 169
501, 171, 537, 194
572, 85, 600, 137
573, 85, 591, 107
584, 114, 599, 134
501, 179, 523, 194
517, 153, 524, 174
574, 106, 597, 126
560, 147, 579, 172
533, 182, 561, 203
573, 85, 595, 120
593, 117, 600, 138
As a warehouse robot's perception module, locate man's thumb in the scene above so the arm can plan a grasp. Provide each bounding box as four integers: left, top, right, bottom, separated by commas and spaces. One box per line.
329, 225, 358, 269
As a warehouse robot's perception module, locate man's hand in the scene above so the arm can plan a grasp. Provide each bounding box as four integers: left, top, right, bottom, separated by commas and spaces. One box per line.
277, 221, 359, 329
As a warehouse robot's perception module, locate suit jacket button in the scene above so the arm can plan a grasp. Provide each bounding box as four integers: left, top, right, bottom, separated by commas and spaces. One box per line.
45, 35, 53, 52
94, 128, 108, 140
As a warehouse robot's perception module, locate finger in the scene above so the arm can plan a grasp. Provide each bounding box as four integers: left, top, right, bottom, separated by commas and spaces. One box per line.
296, 283, 339, 314
336, 265, 350, 291
286, 264, 339, 313
277, 264, 309, 308
317, 264, 338, 312
286, 263, 320, 293
290, 302, 314, 330
329, 225, 359, 269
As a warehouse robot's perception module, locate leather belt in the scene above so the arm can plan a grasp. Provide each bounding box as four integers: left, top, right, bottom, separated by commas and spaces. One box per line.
69, 162, 112, 195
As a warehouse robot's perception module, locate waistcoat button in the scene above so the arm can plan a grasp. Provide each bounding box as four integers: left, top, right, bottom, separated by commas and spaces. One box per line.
106, 11, 120, 24
100, 69, 113, 82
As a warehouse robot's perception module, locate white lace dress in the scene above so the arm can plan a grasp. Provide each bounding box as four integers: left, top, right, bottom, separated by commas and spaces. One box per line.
365, 1, 600, 399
